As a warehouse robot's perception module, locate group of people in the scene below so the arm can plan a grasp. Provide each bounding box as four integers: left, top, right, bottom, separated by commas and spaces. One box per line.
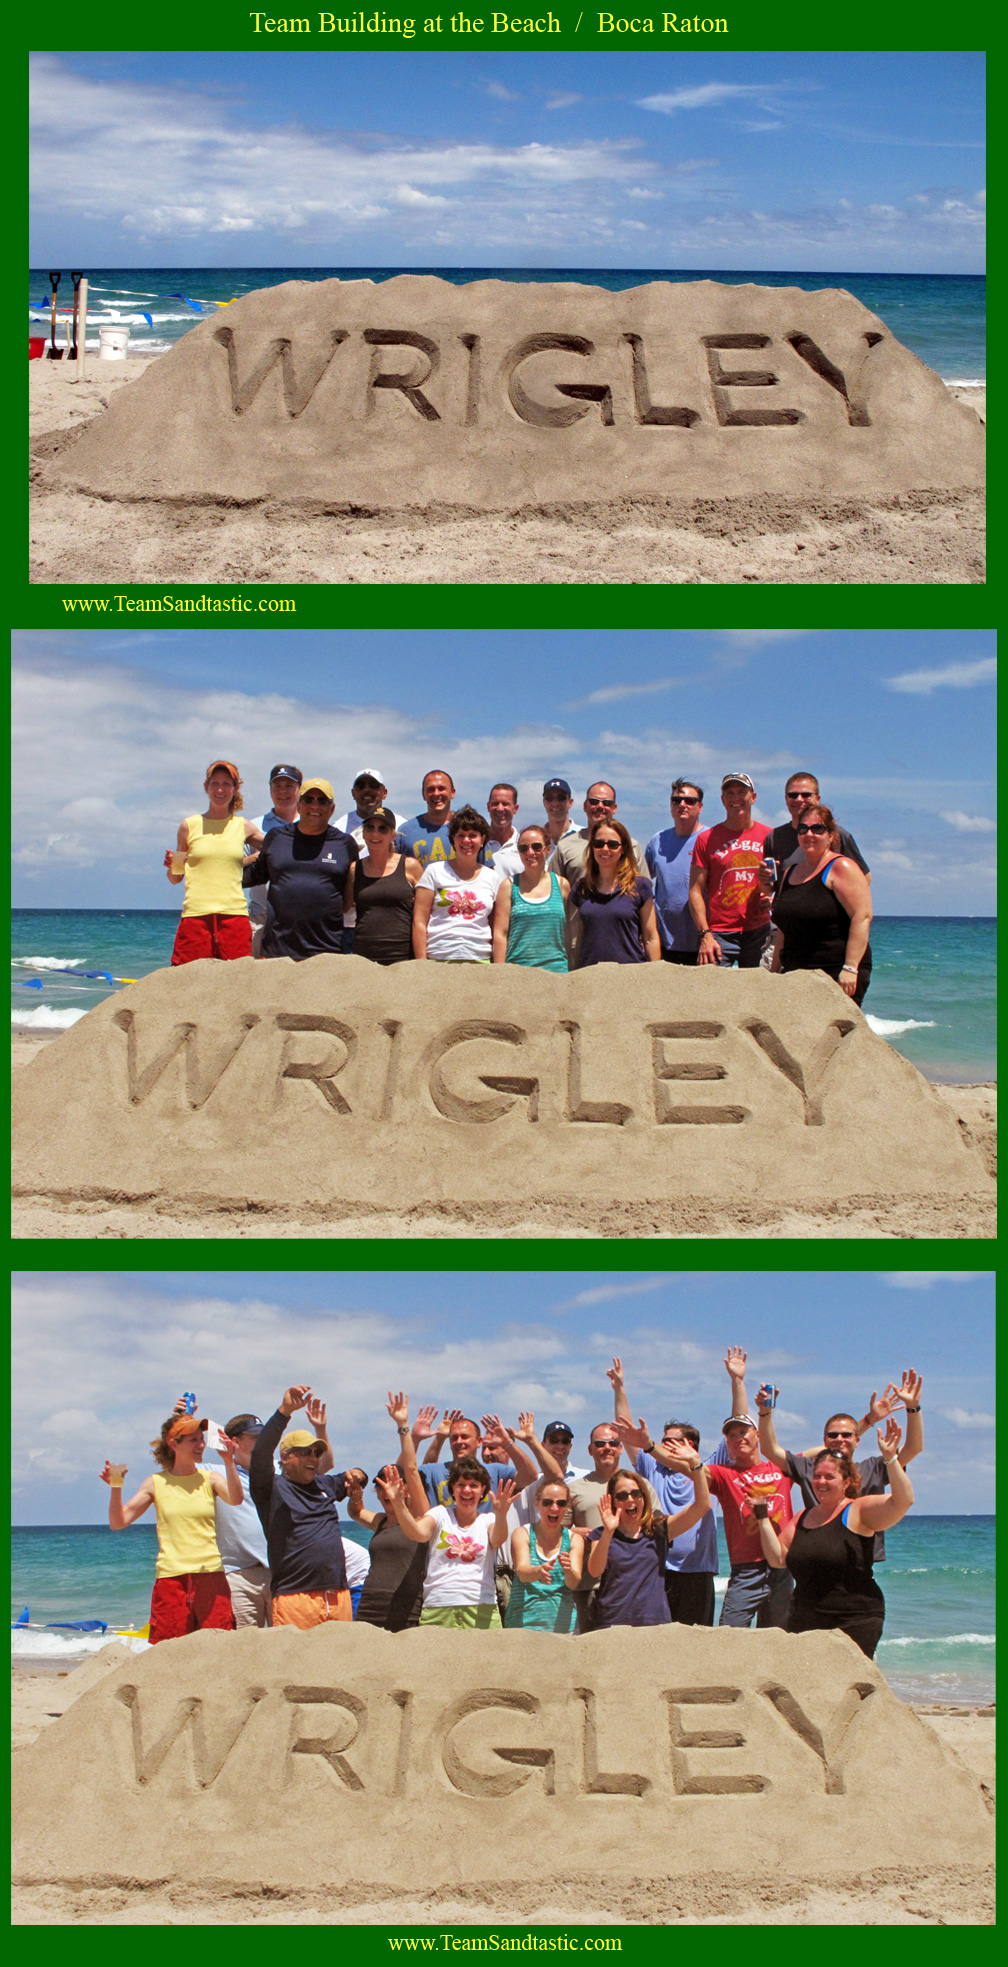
164, 760, 873, 1001
101, 1348, 920, 1659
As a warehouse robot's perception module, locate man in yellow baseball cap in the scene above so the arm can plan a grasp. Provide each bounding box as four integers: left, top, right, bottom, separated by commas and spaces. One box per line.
240, 777, 359, 959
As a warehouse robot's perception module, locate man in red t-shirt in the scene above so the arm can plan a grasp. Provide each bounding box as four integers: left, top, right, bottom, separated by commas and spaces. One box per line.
705, 1415, 795, 1627
689, 772, 774, 968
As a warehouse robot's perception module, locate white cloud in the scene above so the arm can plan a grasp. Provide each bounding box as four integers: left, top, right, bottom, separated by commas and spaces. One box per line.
638, 84, 789, 115
938, 1408, 995, 1428
550, 1278, 669, 1312
30, 55, 655, 250
569, 679, 685, 708
939, 810, 996, 833
545, 93, 583, 111
885, 657, 996, 696
882, 1273, 988, 1289
484, 81, 519, 103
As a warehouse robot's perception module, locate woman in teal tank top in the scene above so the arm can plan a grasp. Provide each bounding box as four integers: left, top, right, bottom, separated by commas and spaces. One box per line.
491, 825, 570, 973
506, 1476, 582, 1632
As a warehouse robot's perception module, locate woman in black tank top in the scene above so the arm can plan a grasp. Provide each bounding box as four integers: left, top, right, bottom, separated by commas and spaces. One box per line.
349, 808, 422, 965
750, 1420, 914, 1657
769, 802, 873, 1005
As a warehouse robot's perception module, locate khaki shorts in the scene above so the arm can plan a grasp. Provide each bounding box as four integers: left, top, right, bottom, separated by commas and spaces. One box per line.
272, 1589, 352, 1629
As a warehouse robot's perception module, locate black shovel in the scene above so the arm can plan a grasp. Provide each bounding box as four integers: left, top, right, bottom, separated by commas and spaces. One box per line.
46, 270, 63, 359
68, 270, 84, 361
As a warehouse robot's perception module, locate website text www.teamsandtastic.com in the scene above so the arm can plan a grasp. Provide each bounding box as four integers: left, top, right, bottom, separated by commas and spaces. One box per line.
61, 593, 297, 613
388, 1938, 623, 1952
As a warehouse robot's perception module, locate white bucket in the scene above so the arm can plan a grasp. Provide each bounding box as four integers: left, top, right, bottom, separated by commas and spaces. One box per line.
99, 325, 130, 361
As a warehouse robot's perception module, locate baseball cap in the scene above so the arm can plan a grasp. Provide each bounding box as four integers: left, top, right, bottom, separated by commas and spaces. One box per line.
353, 768, 386, 787
280, 1430, 326, 1455
300, 778, 334, 801
722, 1413, 759, 1433
543, 1421, 574, 1440
223, 1414, 264, 1438
270, 764, 302, 785
362, 807, 397, 829
543, 778, 572, 798
168, 1415, 209, 1444
721, 772, 755, 793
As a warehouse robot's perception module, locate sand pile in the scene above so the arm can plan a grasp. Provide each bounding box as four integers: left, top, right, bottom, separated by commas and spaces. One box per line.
46, 276, 984, 509
11, 1624, 993, 1906
11, 959, 991, 1222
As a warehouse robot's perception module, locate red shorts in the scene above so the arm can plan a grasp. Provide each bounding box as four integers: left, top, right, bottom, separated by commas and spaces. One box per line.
171, 914, 252, 964
149, 1570, 235, 1644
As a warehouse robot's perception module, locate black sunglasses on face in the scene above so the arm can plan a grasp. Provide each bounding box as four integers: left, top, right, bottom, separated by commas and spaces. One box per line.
797, 823, 827, 835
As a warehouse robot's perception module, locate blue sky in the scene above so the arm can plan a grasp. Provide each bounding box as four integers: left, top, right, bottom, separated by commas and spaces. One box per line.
12, 629, 996, 914
29, 50, 985, 270
12, 1268, 994, 1522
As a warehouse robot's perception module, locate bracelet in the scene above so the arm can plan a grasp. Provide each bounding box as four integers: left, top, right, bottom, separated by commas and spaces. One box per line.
396, 1425, 408, 1435
882, 1455, 899, 1465
840, 964, 857, 973
643, 1439, 655, 1454
904, 1404, 920, 1413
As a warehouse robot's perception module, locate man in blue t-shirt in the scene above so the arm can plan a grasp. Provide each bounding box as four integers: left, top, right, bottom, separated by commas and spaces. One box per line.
413, 1410, 552, 1513
398, 768, 457, 867
645, 777, 706, 964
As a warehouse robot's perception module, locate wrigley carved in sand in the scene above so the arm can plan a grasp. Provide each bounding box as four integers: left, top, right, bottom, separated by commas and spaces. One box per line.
31, 276, 985, 585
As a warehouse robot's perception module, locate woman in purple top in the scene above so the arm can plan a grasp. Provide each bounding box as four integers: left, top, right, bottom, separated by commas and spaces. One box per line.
569, 820, 661, 968
586, 1464, 711, 1629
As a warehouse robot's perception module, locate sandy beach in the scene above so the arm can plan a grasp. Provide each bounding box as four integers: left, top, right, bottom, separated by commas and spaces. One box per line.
10, 1652, 995, 1924
29, 355, 986, 586
10, 1019, 997, 1241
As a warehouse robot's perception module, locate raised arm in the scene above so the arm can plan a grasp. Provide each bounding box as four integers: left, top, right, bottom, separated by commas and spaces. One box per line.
346, 1474, 382, 1531
420, 1407, 460, 1466
755, 1383, 788, 1473
848, 1421, 914, 1534
387, 1390, 428, 1517
488, 1478, 518, 1550
101, 1463, 155, 1529
751, 1498, 795, 1568
514, 1411, 564, 1483
724, 1346, 750, 1420
661, 1456, 713, 1539
863, 1371, 924, 1467
482, 1414, 537, 1491
606, 1355, 633, 1429
587, 1494, 618, 1578
380, 1465, 435, 1544
306, 1395, 335, 1476
206, 1430, 244, 1506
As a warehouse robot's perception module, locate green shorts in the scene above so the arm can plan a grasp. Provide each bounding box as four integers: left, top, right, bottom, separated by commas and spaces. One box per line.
419, 1603, 502, 1629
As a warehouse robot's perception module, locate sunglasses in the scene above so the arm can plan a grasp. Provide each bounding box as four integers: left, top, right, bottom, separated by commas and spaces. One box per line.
593, 1438, 620, 1448
585, 799, 616, 809
797, 823, 827, 835
518, 840, 546, 853
594, 840, 622, 851
613, 1491, 642, 1503
824, 1430, 855, 1440
671, 795, 700, 805
301, 794, 330, 806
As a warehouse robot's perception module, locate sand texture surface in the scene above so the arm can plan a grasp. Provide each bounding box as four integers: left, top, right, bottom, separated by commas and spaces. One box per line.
11, 1632, 995, 1925
11, 962, 995, 1241
29, 281, 985, 584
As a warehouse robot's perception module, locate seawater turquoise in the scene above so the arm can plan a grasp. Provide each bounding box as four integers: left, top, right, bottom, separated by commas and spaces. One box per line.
12, 910, 996, 1084
28, 267, 986, 383
11, 1517, 994, 1707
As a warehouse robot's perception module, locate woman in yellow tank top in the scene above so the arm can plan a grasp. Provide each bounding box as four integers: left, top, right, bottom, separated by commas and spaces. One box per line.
164, 759, 265, 965
101, 1412, 244, 1644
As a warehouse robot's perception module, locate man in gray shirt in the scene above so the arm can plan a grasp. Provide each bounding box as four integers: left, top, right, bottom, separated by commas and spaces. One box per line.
756, 1369, 923, 1561
765, 771, 871, 877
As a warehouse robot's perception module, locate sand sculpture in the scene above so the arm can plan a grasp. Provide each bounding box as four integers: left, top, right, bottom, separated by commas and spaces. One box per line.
11, 959, 989, 1214
11, 1625, 994, 1897
48, 275, 984, 507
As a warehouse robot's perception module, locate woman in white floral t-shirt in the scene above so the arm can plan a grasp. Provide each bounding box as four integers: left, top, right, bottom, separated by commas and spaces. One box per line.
412, 806, 503, 963
381, 1456, 516, 1630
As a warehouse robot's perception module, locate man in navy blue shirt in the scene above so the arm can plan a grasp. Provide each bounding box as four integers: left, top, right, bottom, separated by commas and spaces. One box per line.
241, 778, 358, 959
250, 1384, 351, 1627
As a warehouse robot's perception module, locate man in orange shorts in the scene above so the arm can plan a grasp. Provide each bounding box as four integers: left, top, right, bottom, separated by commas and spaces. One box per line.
249, 1384, 351, 1627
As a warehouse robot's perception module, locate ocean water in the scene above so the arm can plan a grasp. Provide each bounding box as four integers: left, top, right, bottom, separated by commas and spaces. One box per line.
28, 266, 986, 383
12, 910, 996, 1083
11, 1516, 994, 1707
